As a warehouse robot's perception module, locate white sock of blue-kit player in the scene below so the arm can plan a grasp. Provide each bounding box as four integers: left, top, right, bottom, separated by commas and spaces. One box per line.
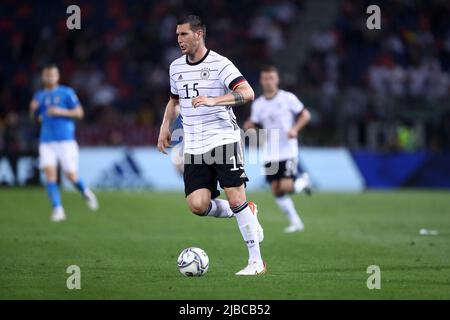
275, 195, 302, 225
234, 203, 263, 264
206, 199, 234, 218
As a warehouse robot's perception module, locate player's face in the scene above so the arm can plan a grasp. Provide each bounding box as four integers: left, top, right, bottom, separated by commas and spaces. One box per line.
42, 68, 60, 88
260, 71, 279, 93
176, 23, 202, 55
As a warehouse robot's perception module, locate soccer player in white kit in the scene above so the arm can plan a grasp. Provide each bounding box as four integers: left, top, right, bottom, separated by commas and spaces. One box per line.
157, 15, 265, 275
245, 66, 311, 233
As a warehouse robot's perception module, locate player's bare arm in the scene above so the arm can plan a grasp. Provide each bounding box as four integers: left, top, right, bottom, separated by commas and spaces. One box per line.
157, 97, 180, 154
47, 105, 84, 119
243, 120, 256, 130
29, 99, 39, 120
243, 120, 262, 131
191, 82, 255, 108
288, 108, 311, 138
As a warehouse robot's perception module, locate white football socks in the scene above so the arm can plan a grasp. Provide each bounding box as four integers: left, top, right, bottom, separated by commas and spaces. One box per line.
206, 199, 234, 218
233, 202, 263, 264
275, 195, 302, 226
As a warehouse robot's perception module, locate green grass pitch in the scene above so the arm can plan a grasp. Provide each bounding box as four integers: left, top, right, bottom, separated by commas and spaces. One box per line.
1, 188, 449, 299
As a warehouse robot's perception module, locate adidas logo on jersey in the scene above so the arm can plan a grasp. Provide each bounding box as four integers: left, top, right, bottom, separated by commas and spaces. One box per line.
240, 172, 247, 179
178, 74, 183, 80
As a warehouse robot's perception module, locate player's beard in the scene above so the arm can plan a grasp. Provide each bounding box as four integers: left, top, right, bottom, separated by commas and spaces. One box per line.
186, 40, 201, 59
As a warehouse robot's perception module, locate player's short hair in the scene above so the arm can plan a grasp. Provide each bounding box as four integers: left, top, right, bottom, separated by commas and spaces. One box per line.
177, 14, 206, 39
41, 63, 59, 71
260, 65, 279, 74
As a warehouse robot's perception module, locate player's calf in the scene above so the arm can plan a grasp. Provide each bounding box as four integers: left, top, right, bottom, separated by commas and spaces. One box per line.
64, 171, 99, 211
271, 181, 293, 196
279, 179, 295, 194
43, 166, 65, 221
224, 186, 247, 209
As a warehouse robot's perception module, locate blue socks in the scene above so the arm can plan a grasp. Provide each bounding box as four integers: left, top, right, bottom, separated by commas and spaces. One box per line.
74, 179, 87, 195
46, 182, 62, 209
46, 179, 87, 209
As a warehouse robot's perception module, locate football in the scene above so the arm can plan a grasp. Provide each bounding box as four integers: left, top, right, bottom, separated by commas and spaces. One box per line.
177, 247, 209, 277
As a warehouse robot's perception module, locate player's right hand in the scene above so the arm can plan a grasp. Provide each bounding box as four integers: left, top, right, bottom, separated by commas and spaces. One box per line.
47, 106, 67, 117
157, 126, 172, 155
288, 127, 299, 138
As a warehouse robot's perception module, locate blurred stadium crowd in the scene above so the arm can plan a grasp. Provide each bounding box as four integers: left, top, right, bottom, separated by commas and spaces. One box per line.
0, 0, 449, 154
298, 0, 450, 151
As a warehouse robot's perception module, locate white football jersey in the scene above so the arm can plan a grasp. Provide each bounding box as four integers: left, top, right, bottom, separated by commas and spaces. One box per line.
250, 90, 304, 162
169, 49, 246, 155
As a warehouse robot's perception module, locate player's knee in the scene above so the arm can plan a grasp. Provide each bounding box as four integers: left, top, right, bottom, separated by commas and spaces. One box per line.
271, 182, 280, 194
64, 172, 77, 182
280, 186, 294, 194
43, 167, 57, 182
188, 198, 210, 216
280, 181, 294, 193
45, 175, 57, 183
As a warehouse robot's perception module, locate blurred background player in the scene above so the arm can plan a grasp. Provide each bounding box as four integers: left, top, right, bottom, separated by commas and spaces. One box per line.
245, 65, 311, 233
29, 64, 99, 222
158, 15, 265, 275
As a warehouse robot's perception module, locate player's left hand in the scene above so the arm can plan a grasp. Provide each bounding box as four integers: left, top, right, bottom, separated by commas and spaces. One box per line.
192, 96, 216, 108
288, 128, 299, 138
47, 107, 67, 117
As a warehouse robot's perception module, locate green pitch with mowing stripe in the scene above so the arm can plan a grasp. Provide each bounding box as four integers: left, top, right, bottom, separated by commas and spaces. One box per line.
0, 188, 449, 299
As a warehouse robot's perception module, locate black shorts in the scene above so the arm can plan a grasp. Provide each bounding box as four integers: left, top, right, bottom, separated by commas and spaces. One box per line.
264, 158, 298, 183
183, 142, 249, 198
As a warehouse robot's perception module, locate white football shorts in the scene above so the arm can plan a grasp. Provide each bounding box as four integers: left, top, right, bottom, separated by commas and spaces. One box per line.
39, 140, 79, 173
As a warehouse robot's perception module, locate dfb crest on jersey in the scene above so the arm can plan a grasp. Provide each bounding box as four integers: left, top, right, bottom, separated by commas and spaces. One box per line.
200, 68, 210, 80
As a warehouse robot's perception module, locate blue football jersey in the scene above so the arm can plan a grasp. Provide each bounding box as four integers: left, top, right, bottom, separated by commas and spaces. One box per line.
33, 85, 80, 142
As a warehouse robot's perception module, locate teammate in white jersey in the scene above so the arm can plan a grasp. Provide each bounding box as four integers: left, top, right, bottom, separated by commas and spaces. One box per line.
245, 66, 311, 233
157, 15, 265, 275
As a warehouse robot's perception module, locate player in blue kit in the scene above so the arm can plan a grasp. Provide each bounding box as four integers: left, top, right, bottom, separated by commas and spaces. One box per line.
30, 64, 98, 222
